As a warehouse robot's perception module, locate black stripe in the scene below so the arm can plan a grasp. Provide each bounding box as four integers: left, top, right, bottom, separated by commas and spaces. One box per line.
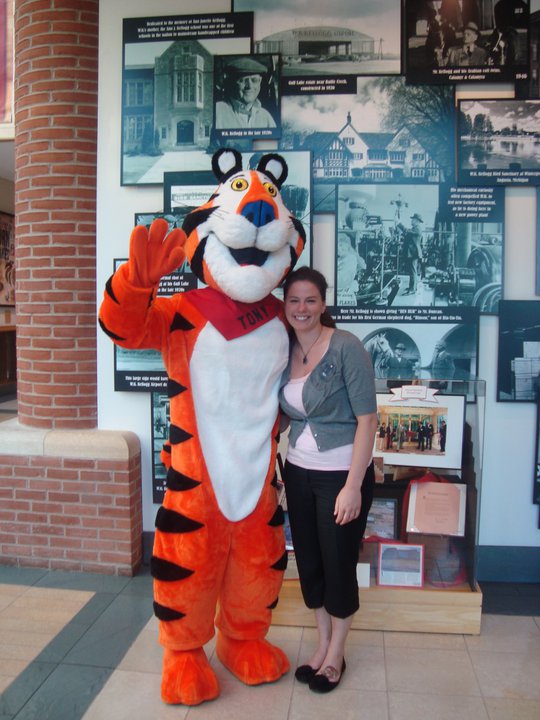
188, 237, 207, 281
291, 215, 306, 243
155, 506, 204, 534
153, 601, 186, 621
268, 505, 285, 527
105, 275, 119, 304
271, 472, 279, 489
271, 551, 288, 571
166, 467, 200, 491
167, 378, 187, 398
150, 556, 194, 582
267, 597, 279, 610
98, 317, 126, 342
162, 443, 171, 455
181, 206, 216, 238
170, 312, 195, 333
169, 424, 193, 445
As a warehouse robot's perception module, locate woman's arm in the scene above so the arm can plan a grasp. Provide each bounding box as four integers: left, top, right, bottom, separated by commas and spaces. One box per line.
334, 411, 378, 525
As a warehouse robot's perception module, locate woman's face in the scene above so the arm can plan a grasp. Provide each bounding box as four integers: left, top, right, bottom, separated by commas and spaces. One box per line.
284, 280, 326, 332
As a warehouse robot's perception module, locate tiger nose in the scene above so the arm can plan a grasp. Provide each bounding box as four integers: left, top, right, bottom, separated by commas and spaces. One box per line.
241, 200, 275, 227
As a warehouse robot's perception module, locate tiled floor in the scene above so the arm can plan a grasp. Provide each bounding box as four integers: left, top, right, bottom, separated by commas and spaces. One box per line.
0, 567, 538, 720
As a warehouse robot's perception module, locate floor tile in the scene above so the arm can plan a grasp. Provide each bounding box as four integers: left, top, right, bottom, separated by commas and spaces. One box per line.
34, 570, 131, 594
0, 660, 57, 717
0, 567, 47, 586
81, 670, 187, 720
388, 692, 489, 720
8, 663, 112, 720
468, 649, 540, 700
385, 647, 481, 696
484, 697, 540, 720
289, 688, 389, 720
63, 594, 153, 668
465, 614, 540, 653
384, 630, 466, 650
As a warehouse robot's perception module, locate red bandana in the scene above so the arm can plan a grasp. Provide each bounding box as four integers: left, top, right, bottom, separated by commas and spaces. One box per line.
186, 286, 283, 340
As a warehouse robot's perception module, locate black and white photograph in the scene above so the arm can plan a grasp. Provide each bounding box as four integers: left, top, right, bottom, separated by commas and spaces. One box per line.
336, 183, 503, 313
233, 0, 401, 94
151, 392, 170, 504
537, 187, 540, 294
121, 13, 253, 185
405, 0, 529, 85
378, 542, 425, 588
280, 77, 455, 210
457, 98, 540, 186
332, 306, 479, 392
516, 0, 540, 98
163, 149, 313, 275
534, 402, 540, 503
373, 392, 466, 471
213, 54, 281, 140
0, 211, 14, 306
497, 299, 540, 401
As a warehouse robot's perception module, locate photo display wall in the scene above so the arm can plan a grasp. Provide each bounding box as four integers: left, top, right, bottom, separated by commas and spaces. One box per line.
115, 1, 540, 522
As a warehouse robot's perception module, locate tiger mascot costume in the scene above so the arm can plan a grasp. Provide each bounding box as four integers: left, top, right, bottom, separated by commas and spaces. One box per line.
99, 148, 305, 706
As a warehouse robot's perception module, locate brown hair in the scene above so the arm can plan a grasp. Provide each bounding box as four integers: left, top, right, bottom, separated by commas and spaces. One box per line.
282, 267, 336, 328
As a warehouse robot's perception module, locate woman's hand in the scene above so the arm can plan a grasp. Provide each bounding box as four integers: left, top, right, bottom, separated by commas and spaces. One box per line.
334, 483, 362, 525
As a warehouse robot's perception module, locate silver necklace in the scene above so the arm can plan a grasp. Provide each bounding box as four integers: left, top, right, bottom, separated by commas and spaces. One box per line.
298, 328, 323, 365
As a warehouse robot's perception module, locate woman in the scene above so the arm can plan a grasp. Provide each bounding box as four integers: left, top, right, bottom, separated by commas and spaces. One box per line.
278, 267, 378, 693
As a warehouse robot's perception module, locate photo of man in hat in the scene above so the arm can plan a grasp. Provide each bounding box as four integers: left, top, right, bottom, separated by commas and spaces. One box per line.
443, 21, 488, 66
402, 213, 424, 295
215, 55, 277, 131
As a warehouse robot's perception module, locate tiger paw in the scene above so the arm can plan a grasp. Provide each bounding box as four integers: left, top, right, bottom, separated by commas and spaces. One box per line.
216, 634, 290, 685
161, 647, 219, 706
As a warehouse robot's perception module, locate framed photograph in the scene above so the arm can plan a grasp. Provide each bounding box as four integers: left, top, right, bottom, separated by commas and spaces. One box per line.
280, 77, 455, 198
535, 403, 540, 504
0, 0, 14, 136
163, 149, 313, 279
377, 541, 424, 588
151, 392, 170, 504
121, 13, 253, 185
333, 307, 479, 396
457, 99, 540, 187
406, 480, 467, 536
405, 0, 529, 85
233, 0, 401, 94
373, 391, 466, 470
497, 299, 540, 401
335, 183, 503, 313
537, 188, 540, 295
365, 497, 398, 540
0, 211, 14, 306
213, 54, 281, 141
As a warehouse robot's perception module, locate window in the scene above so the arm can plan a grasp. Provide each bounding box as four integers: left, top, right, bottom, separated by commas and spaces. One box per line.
125, 80, 153, 107
412, 153, 425, 162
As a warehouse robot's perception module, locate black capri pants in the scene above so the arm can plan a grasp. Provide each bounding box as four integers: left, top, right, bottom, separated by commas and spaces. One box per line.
283, 460, 375, 619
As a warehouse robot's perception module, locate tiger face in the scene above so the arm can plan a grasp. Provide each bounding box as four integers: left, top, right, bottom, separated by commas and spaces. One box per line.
182, 149, 306, 303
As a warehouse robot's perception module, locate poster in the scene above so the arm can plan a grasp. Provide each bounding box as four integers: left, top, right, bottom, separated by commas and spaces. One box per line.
0, 211, 14, 306
335, 183, 503, 314
497, 299, 540, 401
405, 0, 529, 85
121, 13, 253, 185
233, 0, 401, 93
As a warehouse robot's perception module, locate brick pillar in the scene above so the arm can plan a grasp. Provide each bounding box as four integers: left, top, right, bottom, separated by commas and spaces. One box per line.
14, 0, 99, 429
0, 2, 143, 575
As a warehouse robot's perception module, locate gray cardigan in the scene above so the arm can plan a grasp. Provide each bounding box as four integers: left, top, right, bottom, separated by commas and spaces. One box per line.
278, 329, 377, 452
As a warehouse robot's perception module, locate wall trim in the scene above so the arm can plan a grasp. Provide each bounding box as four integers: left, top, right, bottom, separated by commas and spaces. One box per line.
477, 545, 540, 583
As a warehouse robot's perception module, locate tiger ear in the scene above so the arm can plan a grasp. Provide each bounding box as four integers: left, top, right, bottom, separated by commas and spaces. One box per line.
212, 148, 243, 183
256, 153, 288, 189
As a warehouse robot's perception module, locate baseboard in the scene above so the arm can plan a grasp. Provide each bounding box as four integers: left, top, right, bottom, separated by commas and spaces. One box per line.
142, 531, 153, 566
477, 545, 540, 582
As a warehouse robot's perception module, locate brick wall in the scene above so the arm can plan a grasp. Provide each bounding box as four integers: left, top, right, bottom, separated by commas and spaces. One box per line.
1, 2, 145, 577
0, 430, 142, 575
14, 0, 99, 429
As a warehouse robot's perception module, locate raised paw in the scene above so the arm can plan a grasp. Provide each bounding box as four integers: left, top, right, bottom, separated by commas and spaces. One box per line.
161, 647, 219, 706
216, 634, 290, 685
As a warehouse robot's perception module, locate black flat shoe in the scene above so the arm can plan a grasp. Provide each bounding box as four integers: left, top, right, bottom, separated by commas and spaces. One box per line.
308, 659, 346, 693
295, 664, 319, 684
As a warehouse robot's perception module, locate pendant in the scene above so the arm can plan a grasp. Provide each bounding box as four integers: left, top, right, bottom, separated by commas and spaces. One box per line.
302, 356, 308, 365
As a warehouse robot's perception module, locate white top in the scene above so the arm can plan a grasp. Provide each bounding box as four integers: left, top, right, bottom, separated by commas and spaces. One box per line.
283, 375, 353, 471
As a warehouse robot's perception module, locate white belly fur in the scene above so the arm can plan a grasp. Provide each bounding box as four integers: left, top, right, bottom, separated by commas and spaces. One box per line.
190, 318, 289, 521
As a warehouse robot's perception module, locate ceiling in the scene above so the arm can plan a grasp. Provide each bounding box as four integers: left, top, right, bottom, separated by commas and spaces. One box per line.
0, 140, 15, 182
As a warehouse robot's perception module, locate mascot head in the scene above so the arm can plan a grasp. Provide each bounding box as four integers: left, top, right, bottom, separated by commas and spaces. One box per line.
182, 148, 306, 303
